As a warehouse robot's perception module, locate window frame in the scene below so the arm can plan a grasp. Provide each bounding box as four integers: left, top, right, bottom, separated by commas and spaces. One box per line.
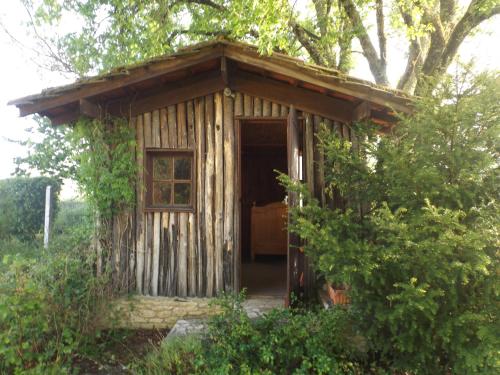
145, 148, 195, 212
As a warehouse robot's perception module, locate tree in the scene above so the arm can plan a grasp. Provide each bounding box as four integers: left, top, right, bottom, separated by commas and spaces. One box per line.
13, 0, 500, 94
281, 68, 499, 373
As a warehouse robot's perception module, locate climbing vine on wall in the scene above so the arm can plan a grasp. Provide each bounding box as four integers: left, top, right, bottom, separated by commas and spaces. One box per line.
72, 116, 137, 220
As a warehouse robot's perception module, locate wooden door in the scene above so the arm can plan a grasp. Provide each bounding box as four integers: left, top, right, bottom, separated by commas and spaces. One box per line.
286, 106, 301, 304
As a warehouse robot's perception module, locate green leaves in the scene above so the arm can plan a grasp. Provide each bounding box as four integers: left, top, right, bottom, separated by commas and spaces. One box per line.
283, 69, 499, 373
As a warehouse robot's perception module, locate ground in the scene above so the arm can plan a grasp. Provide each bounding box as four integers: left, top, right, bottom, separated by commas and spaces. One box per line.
73, 329, 169, 374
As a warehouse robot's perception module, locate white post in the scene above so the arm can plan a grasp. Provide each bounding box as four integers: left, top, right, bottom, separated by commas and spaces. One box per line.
43, 185, 51, 249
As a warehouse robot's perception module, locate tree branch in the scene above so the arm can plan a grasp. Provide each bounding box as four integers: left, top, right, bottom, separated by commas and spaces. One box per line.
290, 19, 327, 66
339, 0, 388, 85
375, 0, 386, 66
397, 8, 423, 91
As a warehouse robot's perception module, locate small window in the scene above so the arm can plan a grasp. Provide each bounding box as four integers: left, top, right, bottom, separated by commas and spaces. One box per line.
146, 151, 193, 209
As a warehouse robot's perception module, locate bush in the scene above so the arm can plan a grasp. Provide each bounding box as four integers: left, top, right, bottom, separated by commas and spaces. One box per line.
139, 293, 371, 375
0, 177, 61, 240
282, 70, 499, 374
0, 209, 105, 373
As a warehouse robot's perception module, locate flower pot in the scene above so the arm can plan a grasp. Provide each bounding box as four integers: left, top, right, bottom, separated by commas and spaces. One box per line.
327, 285, 350, 305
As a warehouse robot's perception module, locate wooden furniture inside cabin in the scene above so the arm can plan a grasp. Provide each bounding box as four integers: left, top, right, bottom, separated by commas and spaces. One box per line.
250, 202, 287, 260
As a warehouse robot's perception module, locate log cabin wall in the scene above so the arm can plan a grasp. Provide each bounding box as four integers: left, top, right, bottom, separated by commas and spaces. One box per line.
109, 90, 357, 298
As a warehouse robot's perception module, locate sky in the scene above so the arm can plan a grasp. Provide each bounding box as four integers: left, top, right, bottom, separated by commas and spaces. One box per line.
0, 1, 499, 200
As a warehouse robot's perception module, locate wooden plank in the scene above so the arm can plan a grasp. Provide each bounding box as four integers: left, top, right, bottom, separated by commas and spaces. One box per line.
160, 108, 169, 148
151, 212, 161, 296
19, 45, 224, 116
223, 93, 234, 292
144, 213, 153, 295
243, 94, 253, 116
167, 105, 177, 148
313, 115, 325, 207
280, 105, 289, 117
188, 213, 197, 296
195, 97, 206, 296
204, 94, 215, 297
160, 213, 169, 295
304, 113, 315, 194
352, 101, 371, 121
144, 112, 152, 148
135, 115, 145, 294
177, 102, 187, 148
232, 70, 354, 123
187, 101, 195, 148
271, 102, 280, 117
166, 213, 178, 296
253, 97, 262, 116
287, 106, 301, 303
79, 98, 101, 119
214, 92, 224, 293
224, 45, 411, 113
152, 110, 160, 147
178, 213, 188, 297
262, 99, 271, 116
235, 92, 243, 116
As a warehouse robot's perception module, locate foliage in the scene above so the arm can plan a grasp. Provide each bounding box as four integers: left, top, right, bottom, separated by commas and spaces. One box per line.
0, 176, 61, 240
0, 204, 107, 373
14, 116, 78, 181
138, 292, 373, 375
280, 69, 499, 374
72, 116, 137, 219
16, 0, 500, 93
15, 115, 137, 220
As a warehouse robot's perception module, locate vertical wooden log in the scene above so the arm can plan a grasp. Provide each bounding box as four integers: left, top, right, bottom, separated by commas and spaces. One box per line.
280, 105, 289, 117
151, 212, 161, 296
166, 213, 178, 296
178, 213, 188, 297
243, 94, 253, 116
262, 99, 271, 116
160, 213, 169, 295
287, 106, 301, 303
313, 115, 326, 206
223, 93, 234, 292
214, 92, 224, 293
253, 97, 262, 116
135, 115, 145, 294
188, 213, 197, 296
195, 97, 206, 296
152, 110, 160, 147
144, 213, 153, 295
187, 101, 195, 148
144, 112, 152, 148
168, 105, 177, 148
234, 93, 242, 293
205, 95, 215, 297
160, 108, 169, 148
271, 102, 280, 117
177, 102, 187, 148
304, 113, 315, 194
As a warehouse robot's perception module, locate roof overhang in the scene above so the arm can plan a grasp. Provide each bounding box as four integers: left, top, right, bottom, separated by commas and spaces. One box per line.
9, 39, 413, 126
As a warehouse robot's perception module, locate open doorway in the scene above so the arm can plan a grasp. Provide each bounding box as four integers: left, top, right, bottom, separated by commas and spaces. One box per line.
240, 119, 288, 297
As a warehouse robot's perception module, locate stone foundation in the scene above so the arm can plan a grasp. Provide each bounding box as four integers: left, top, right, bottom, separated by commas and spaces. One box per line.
104, 295, 222, 329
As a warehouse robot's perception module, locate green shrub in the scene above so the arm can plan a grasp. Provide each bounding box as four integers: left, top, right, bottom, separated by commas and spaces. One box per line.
281, 70, 499, 374
0, 177, 61, 240
139, 293, 371, 375
0, 215, 105, 373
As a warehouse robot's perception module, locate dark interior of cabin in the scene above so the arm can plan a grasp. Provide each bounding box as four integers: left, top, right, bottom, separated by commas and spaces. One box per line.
240, 120, 288, 297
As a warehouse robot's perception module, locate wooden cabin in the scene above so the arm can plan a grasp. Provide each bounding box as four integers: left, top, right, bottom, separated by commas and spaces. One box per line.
10, 39, 412, 303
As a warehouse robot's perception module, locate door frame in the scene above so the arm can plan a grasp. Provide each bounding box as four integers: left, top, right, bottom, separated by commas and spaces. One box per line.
234, 116, 289, 294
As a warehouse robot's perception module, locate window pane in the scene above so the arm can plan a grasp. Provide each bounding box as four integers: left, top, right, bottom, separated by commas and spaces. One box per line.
174, 157, 191, 180
153, 182, 172, 205
174, 183, 191, 205
153, 157, 173, 179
